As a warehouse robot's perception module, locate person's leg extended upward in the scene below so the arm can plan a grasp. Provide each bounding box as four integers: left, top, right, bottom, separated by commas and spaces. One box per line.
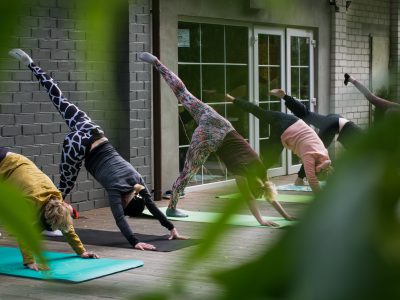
9, 49, 104, 198
140, 52, 233, 217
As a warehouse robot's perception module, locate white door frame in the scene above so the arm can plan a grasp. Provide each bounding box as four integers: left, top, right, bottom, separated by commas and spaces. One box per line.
286, 28, 315, 174
253, 26, 286, 177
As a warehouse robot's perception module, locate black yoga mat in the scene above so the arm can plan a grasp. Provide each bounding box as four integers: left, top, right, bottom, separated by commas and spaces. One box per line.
45, 228, 201, 252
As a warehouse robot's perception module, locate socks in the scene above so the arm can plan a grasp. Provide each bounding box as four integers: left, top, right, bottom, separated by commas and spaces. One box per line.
9, 48, 33, 66
139, 52, 157, 64
344, 73, 351, 86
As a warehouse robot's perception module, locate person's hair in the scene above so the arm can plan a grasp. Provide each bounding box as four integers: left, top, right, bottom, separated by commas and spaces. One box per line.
263, 181, 278, 203
316, 165, 334, 181
44, 198, 72, 232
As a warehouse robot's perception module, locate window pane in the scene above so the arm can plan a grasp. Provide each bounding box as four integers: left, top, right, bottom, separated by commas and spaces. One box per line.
202, 65, 225, 103
226, 102, 249, 139
226, 65, 248, 99
300, 67, 310, 99
259, 67, 269, 101
260, 139, 282, 169
258, 102, 280, 138
178, 106, 195, 146
270, 66, 281, 90
226, 26, 248, 64
291, 36, 299, 66
291, 67, 299, 98
178, 22, 200, 63
299, 37, 309, 66
291, 152, 301, 165
269, 35, 281, 65
201, 24, 224, 63
202, 153, 226, 184
258, 34, 268, 65
178, 64, 200, 99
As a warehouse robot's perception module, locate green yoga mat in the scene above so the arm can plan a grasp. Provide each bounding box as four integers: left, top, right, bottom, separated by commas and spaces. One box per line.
0, 246, 143, 283
143, 207, 295, 228
216, 193, 313, 204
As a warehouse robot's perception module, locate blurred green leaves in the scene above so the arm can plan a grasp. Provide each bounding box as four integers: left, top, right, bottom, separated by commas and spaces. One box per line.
213, 114, 400, 300
0, 1, 23, 57
0, 180, 44, 264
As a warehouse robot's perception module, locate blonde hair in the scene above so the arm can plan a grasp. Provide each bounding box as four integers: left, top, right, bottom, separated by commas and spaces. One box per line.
44, 198, 72, 232
263, 181, 278, 203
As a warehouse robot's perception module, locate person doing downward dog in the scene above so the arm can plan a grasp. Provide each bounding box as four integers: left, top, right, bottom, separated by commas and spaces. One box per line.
9, 49, 186, 251
344, 73, 400, 115
270, 89, 362, 186
0, 147, 98, 271
139, 52, 295, 225
225, 94, 333, 194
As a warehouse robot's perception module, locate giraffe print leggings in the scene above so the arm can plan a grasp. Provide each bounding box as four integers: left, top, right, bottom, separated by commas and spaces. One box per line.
153, 59, 234, 208
28, 63, 104, 198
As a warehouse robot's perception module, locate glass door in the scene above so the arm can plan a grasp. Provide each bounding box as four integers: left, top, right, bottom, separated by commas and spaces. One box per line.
253, 27, 286, 177
286, 28, 315, 174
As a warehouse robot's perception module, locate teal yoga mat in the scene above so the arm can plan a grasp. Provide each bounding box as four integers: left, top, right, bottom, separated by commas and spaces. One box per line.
143, 207, 295, 228
277, 184, 312, 192
216, 193, 313, 204
0, 246, 143, 283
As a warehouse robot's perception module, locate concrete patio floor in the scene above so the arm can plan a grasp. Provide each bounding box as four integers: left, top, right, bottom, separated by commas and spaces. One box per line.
0, 174, 309, 300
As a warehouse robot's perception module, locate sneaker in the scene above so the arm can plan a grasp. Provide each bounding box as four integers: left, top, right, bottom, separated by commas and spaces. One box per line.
162, 190, 185, 199
344, 73, 351, 86
42, 230, 63, 237
166, 207, 188, 218
9, 48, 33, 66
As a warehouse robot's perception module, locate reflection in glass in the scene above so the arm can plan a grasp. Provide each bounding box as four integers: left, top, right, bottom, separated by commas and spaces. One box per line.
260, 139, 282, 169
226, 65, 248, 99
178, 106, 195, 146
202, 65, 225, 103
178, 64, 201, 99
291, 67, 299, 98
269, 35, 281, 65
226, 102, 249, 139
269, 67, 281, 90
178, 22, 200, 63
258, 101, 280, 139
226, 26, 248, 64
300, 67, 310, 99
179, 147, 188, 173
259, 66, 269, 101
202, 153, 226, 184
258, 35, 268, 65
291, 152, 301, 165
299, 37, 309, 66
291, 36, 299, 66
201, 24, 224, 63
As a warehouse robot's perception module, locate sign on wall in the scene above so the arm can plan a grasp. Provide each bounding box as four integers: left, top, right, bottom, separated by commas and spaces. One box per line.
178, 29, 190, 47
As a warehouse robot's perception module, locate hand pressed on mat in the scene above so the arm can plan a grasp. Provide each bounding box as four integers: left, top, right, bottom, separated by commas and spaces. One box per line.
168, 228, 188, 240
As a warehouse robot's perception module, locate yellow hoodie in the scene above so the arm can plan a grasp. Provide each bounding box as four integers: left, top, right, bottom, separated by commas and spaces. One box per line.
0, 153, 85, 264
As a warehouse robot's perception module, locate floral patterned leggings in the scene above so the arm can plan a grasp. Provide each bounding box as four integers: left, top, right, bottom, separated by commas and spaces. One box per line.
153, 60, 234, 208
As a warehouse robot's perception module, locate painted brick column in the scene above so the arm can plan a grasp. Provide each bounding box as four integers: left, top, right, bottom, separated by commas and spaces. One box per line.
329, 0, 348, 117
129, 0, 153, 190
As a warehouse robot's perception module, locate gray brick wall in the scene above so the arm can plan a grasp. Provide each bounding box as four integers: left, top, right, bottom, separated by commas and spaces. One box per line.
0, 0, 152, 211
330, 0, 390, 129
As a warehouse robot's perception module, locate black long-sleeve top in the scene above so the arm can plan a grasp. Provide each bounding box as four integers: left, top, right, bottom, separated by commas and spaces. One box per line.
84, 142, 174, 246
